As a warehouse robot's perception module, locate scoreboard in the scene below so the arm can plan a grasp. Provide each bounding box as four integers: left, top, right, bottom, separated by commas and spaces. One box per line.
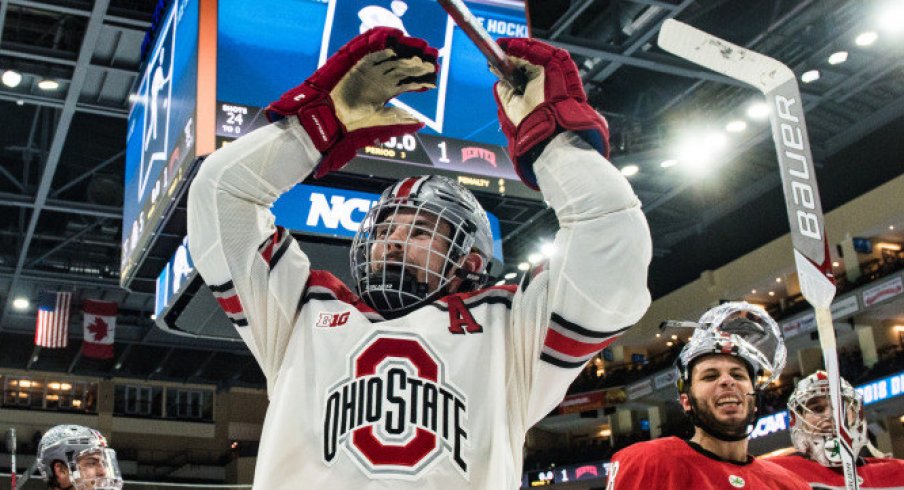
213, 0, 530, 195
122, 0, 531, 289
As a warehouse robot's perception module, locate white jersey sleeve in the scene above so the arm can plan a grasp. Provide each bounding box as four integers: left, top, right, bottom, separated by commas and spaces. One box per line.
507, 132, 652, 428
187, 119, 322, 393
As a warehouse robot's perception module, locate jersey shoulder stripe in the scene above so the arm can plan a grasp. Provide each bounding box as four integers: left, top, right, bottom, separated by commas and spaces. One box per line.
300, 270, 384, 320
257, 226, 295, 270
432, 285, 517, 312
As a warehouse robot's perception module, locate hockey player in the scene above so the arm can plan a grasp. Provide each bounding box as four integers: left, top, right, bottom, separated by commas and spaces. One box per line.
37, 425, 123, 490
768, 371, 904, 488
606, 302, 810, 490
187, 27, 651, 488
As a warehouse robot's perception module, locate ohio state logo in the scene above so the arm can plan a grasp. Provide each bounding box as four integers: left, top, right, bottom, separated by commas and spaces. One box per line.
322, 333, 469, 479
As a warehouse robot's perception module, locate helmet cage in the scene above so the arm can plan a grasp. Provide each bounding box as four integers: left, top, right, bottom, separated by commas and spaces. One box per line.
73, 447, 123, 490
350, 176, 492, 316
788, 371, 867, 466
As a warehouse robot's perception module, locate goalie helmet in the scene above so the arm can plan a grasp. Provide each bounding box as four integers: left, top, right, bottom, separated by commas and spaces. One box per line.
676, 302, 787, 392
788, 371, 868, 467
38, 425, 123, 490
350, 175, 493, 316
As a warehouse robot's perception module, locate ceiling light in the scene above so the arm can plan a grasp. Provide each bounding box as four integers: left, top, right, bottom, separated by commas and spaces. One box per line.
746, 102, 770, 120
517, 262, 529, 271
775, 277, 782, 283
540, 242, 556, 257
660, 159, 678, 168
751, 289, 757, 294
528, 253, 544, 265
671, 334, 678, 340
620, 164, 639, 177
801, 70, 820, 83
666, 341, 674, 347
832, 261, 840, 267
504, 272, 517, 280
725, 120, 747, 133
2, 70, 23, 88
768, 291, 775, 297
889, 225, 895, 230
12, 297, 29, 310
876, 242, 902, 251
676, 132, 724, 171
655, 333, 661, 338
878, 3, 904, 33
855, 31, 878, 46
703, 131, 727, 149
150, 314, 157, 320
827, 51, 848, 65
37, 79, 59, 91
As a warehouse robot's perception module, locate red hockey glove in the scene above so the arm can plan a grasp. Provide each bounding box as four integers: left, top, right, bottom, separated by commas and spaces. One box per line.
493, 38, 610, 190
266, 27, 438, 178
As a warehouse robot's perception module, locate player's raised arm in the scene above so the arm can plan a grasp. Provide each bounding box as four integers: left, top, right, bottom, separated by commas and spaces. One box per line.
492, 38, 652, 423
186, 28, 438, 386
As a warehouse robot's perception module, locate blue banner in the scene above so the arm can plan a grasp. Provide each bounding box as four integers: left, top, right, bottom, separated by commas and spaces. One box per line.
272, 183, 505, 262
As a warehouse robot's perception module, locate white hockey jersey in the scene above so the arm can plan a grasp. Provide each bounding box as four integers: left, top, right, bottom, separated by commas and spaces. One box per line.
187, 119, 652, 489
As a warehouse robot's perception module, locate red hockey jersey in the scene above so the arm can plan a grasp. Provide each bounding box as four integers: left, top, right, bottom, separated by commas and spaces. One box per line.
769, 453, 904, 489
607, 437, 810, 490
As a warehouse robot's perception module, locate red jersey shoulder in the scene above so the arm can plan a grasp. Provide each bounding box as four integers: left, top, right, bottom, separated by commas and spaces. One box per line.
753, 457, 813, 487
861, 457, 904, 486
613, 436, 687, 460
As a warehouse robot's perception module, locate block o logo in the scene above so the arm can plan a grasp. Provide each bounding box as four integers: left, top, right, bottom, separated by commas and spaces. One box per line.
323, 333, 469, 479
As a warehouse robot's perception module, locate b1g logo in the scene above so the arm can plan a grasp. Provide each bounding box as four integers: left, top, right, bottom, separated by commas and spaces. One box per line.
322, 333, 469, 479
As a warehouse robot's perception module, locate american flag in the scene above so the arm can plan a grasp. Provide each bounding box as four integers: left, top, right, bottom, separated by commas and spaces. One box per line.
34, 291, 71, 348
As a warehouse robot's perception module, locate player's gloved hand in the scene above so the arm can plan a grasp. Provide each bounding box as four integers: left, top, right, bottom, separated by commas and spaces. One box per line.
492, 38, 609, 190
266, 27, 438, 178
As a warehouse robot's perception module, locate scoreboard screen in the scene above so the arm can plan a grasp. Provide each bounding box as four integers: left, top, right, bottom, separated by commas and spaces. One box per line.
123, 0, 532, 288
214, 0, 532, 196
121, 0, 201, 288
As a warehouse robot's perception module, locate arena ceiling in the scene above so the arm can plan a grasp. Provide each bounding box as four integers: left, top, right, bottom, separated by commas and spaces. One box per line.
0, 0, 902, 386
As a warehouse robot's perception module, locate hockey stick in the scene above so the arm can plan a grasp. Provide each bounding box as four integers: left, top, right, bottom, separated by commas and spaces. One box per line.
657, 20, 860, 490
436, 0, 528, 94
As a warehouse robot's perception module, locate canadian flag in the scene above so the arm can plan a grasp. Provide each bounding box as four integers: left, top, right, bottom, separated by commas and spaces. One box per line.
82, 300, 117, 360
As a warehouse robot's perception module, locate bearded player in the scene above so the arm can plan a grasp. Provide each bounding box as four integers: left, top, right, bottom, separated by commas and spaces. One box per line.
767, 371, 904, 488
606, 302, 809, 490
187, 28, 651, 488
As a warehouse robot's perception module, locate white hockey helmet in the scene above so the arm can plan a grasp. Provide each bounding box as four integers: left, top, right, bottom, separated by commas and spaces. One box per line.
38, 425, 123, 490
788, 370, 868, 467
350, 175, 493, 316
677, 302, 787, 392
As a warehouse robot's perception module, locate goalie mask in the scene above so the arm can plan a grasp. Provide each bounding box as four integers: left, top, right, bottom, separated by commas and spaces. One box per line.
350, 175, 493, 317
788, 371, 868, 467
674, 302, 787, 441
38, 425, 123, 490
